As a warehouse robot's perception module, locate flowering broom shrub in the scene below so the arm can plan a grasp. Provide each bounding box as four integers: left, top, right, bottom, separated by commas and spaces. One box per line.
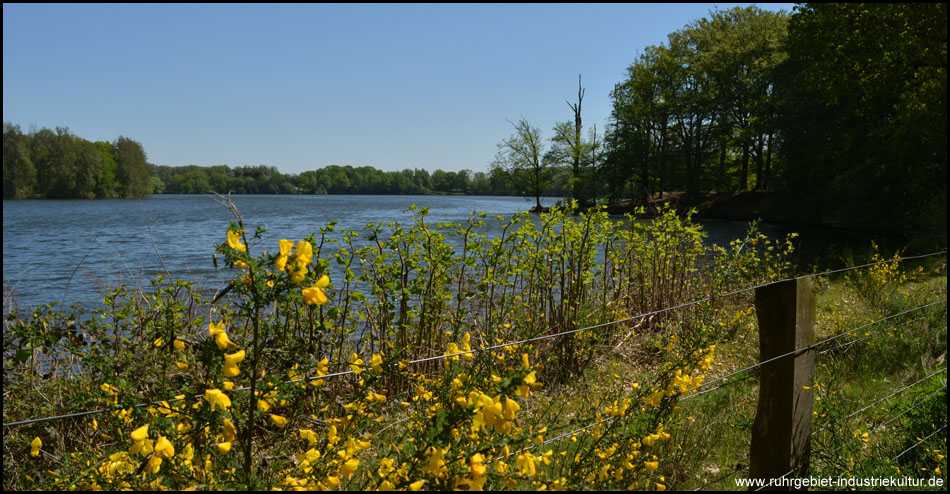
3, 200, 797, 490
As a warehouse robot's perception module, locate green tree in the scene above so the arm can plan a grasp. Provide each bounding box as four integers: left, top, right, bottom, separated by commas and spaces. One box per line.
3, 123, 36, 199
691, 7, 788, 191
778, 3, 947, 243
493, 118, 550, 210
606, 45, 675, 202
114, 136, 151, 197
71, 139, 103, 199
93, 141, 119, 198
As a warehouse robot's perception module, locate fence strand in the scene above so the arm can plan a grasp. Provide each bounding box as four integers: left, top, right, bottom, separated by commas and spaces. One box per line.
4, 252, 946, 431
681, 300, 946, 399
891, 424, 948, 462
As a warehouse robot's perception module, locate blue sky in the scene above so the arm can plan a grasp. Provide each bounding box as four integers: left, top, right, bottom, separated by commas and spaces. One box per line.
3, 3, 794, 175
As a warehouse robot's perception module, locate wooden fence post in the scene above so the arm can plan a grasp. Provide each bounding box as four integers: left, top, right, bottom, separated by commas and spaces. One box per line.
749, 276, 816, 490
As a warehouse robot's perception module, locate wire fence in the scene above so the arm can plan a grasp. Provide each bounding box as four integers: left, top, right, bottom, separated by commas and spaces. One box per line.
495, 300, 946, 485
3, 250, 948, 490
821, 384, 948, 460
4, 253, 945, 427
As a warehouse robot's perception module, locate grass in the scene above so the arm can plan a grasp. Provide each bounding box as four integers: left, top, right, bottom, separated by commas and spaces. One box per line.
3, 207, 945, 490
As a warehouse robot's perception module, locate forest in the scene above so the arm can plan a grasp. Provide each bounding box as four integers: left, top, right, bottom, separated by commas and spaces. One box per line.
3, 3, 946, 243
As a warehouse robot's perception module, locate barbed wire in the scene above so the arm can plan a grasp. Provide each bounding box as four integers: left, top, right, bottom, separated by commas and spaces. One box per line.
811, 368, 947, 441
485, 324, 945, 464
808, 251, 947, 279
891, 424, 948, 462
679, 300, 946, 399
681, 373, 756, 401
869, 385, 947, 435
685, 312, 945, 403
817, 312, 945, 356
4, 252, 946, 429
841, 368, 947, 423
821, 385, 947, 459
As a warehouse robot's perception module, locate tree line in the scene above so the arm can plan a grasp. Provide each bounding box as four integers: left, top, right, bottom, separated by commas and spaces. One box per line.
2, 124, 574, 199
4, 4, 944, 243
495, 3, 945, 242
3, 124, 151, 199
151, 163, 572, 197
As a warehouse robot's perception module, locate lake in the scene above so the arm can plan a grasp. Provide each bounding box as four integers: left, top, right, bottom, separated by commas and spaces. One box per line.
2, 194, 873, 315
3, 195, 562, 313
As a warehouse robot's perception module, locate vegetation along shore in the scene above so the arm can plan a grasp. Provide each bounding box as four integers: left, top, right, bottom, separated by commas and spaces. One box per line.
3, 3, 946, 490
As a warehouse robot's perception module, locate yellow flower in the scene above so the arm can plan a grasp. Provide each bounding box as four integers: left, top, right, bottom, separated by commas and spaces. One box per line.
223, 350, 245, 377
460, 332, 473, 360
644, 461, 658, 471
30, 437, 42, 457
147, 455, 162, 474
409, 480, 425, 491
214, 331, 237, 350
222, 418, 237, 442
204, 388, 231, 411
130, 425, 149, 442
295, 240, 313, 267
657, 483, 667, 491
222, 381, 235, 391
515, 452, 538, 477
516, 371, 537, 397
269, 414, 287, 428
173, 339, 185, 351
300, 429, 318, 446
302, 275, 330, 305
291, 266, 308, 284
471, 453, 487, 477
209, 320, 225, 337
275, 239, 294, 270
278, 238, 294, 256
445, 342, 462, 360
175, 362, 190, 370
349, 353, 364, 375
216, 442, 232, 454
221, 363, 237, 377
227, 229, 246, 252
642, 434, 658, 447
340, 458, 360, 478
425, 447, 448, 477
503, 397, 521, 420
371, 354, 383, 374
155, 436, 175, 459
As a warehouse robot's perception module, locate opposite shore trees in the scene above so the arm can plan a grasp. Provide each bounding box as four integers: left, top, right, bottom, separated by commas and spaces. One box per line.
2, 123, 152, 199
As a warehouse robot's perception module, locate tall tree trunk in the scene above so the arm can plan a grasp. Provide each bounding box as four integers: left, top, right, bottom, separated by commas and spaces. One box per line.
567, 75, 584, 207
534, 164, 541, 210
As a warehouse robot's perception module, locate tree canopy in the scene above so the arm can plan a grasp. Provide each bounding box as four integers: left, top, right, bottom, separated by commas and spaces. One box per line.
2, 124, 152, 199
5, 3, 945, 245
